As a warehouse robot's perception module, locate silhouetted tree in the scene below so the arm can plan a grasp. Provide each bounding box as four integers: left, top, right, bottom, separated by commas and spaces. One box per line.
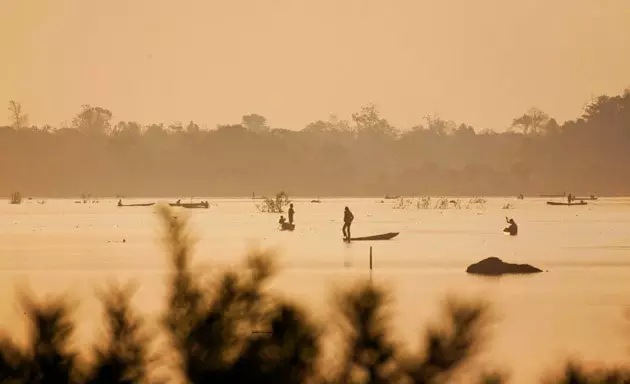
72, 105, 113, 136
511, 108, 550, 135
8, 100, 28, 130
242, 114, 269, 133
352, 104, 397, 139
186, 120, 200, 134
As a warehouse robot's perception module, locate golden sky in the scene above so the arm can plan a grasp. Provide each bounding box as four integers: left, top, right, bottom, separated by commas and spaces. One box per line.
1, 0, 629, 130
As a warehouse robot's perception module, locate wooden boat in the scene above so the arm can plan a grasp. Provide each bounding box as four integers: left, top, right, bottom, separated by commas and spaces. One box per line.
118, 202, 155, 207
546, 201, 588, 206
344, 232, 399, 241
169, 202, 209, 209
384, 195, 400, 199
280, 223, 295, 231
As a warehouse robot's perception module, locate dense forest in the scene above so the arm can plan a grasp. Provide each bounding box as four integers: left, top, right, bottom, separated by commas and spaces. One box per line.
2, 88, 629, 198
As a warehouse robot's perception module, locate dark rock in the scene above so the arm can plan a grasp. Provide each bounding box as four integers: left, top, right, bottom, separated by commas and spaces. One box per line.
466, 257, 542, 276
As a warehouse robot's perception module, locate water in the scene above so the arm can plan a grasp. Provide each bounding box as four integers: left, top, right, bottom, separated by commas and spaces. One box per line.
1, 197, 630, 382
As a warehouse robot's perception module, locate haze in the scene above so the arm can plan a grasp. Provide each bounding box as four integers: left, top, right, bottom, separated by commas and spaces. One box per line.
2, 0, 630, 130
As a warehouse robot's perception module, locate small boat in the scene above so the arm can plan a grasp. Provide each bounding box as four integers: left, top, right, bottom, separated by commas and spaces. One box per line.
117, 199, 154, 207
344, 232, 399, 241
169, 200, 210, 209
280, 222, 295, 231
118, 203, 155, 207
546, 201, 588, 206
384, 195, 400, 199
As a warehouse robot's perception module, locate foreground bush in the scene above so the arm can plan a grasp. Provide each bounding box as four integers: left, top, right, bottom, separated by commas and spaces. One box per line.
0, 205, 628, 383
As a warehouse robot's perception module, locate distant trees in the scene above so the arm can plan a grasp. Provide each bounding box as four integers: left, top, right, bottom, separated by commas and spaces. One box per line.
2, 87, 630, 196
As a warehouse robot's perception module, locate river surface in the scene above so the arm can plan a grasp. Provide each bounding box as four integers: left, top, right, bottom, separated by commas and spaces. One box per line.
1, 197, 630, 383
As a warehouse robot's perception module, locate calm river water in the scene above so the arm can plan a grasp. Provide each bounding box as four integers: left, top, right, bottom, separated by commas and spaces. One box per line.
1, 197, 630, 383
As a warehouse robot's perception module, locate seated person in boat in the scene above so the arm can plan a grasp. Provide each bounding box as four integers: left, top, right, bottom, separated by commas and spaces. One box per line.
504, 217, 518, 236
279, 215, 286, 226
117, 199, 123, 206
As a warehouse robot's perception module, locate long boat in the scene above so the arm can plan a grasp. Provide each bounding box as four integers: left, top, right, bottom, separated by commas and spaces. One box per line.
169, 202, 209, 209
546, 201, 588, 206
118, 202, 155, 207
344, 232, 399, 241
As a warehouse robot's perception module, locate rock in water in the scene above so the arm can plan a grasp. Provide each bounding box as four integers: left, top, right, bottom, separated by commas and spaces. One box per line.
466, 257, 542, 276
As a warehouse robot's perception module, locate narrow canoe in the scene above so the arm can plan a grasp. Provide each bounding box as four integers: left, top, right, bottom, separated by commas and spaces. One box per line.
546, 201, 588, 206
169, 203, 209, 209
345, 232, 399, 241
118, 203, 155, 207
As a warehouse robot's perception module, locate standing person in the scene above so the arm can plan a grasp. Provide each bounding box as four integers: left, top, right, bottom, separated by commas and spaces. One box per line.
288, 203, 295, 224
343, 206, 354, 241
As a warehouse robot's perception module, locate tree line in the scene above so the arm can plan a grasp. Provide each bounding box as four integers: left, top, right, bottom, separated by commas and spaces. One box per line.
2, 88, 630, 197
1, 206, 627, 383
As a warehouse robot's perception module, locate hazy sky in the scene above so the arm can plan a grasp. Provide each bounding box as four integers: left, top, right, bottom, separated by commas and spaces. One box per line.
2, 0, 629, 131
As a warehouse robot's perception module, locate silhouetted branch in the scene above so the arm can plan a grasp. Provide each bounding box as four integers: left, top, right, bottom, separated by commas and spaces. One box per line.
334, 281, 404, 384
18, 294, 81, 383
402, 297, 491, 384
543, 361, 630, 384
86, 282, 154, 383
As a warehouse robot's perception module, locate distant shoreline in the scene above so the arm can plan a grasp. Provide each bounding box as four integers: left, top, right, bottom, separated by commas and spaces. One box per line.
2, 194, 626, 200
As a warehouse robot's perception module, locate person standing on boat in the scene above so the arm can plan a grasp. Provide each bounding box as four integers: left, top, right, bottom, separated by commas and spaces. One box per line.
288, 203, 295, 224
343, 206, 354, 240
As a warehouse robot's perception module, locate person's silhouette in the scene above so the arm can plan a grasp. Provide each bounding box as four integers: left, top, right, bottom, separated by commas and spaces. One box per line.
504, 217, 518, 236
343, 206, 354, 240
288, 203, 295, 224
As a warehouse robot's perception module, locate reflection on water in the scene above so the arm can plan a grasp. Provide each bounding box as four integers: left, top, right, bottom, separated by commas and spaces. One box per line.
1, 197, 630, 383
